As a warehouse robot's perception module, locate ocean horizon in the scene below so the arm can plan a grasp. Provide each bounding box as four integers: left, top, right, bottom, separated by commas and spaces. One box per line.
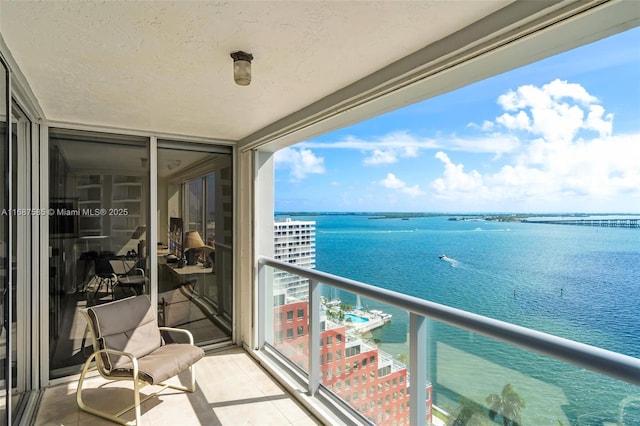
276, 212, 640, 425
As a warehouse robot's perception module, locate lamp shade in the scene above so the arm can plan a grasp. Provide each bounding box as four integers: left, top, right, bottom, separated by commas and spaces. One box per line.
183, 231, 205, 249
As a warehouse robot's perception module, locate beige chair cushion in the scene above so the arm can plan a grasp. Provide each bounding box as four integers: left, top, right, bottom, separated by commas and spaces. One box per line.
87, 295, 162, 370
112, 343, 205, 385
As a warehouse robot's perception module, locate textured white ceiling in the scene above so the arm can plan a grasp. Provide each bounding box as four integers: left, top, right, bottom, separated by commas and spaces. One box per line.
0, 1, 511, 141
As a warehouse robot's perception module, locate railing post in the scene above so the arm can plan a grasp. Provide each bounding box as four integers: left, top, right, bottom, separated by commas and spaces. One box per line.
257, 261, 270, 348
308, 279, 320, 395
410, 313, 427, 425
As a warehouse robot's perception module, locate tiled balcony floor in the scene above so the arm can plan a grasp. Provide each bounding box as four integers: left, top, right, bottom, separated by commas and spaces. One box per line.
34, 346, 322, 425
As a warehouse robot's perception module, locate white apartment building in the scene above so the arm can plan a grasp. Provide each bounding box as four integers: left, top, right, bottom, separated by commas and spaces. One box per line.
273, 218, 316, 302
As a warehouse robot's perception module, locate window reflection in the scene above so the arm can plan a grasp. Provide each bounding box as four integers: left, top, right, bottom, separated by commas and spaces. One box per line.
157, 144, 233, 346
48, 130, 149, 378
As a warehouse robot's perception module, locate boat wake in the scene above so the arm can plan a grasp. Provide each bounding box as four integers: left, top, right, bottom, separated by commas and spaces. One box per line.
438, 255, 459, 267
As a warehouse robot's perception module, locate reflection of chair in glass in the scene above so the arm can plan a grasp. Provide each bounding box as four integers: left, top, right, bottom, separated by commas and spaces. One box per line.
77, 295, 205, 425
93, 256, 118, 301
78, 251, 98, 291
110, 258, 147, 297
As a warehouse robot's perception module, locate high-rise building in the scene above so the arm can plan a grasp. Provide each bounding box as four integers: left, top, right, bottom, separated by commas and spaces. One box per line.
274, 218, 316, 302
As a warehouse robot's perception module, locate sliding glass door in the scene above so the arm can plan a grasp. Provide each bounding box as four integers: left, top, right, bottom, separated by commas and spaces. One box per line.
45, 132, 234, 381
48, 130, 150, 378
157, 141, 233, 346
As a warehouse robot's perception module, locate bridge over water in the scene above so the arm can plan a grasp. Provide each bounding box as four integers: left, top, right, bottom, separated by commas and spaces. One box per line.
524, 218, 639, 228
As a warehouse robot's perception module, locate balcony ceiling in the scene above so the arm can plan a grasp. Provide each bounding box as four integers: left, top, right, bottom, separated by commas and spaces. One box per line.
0, 1, 513, 138
1, 1, 636, 148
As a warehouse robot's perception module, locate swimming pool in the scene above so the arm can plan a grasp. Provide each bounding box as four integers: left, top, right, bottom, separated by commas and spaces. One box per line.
344, 313, 369, 323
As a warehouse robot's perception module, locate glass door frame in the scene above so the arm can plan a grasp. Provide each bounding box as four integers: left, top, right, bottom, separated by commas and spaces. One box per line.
1, 56, 37, 426
1, 50, 11, 426
11, 101, 34, 400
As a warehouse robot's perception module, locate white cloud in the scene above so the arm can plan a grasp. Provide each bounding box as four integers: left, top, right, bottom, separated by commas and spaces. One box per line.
354, 131, 428, 165
380, 173, 404, 189
585, 105, 613, 136
379, 173, 425, 196
495, 110, 530, 131
493, 79, 613, 142
431, 152, 485, 197
275, 147, 325, 181
446, 135, 520, 155
301, 130, 519, 161
431, 80, 640, 208
364, 149, 398, 165
302, 132, 436, 151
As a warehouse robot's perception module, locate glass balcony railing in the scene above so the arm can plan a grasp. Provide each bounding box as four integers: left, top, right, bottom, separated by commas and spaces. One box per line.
258, 256, 640, 426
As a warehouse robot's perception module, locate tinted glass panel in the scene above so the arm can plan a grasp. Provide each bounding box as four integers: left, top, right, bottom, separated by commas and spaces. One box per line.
48, 130, 150, 378
157, 145, 233, 345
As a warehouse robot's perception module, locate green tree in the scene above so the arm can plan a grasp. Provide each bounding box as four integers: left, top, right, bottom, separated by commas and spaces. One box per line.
327, 309, 344, 322
450, 397, 487, 426
486, 384, 525, 426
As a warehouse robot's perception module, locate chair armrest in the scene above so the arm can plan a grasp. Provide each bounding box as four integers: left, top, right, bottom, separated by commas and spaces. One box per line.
96, 347, 137, 361
158, 326, 195, 345
90, 348, 141, 378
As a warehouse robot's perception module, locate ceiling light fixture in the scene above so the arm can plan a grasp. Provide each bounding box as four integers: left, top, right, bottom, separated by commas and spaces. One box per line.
166, 160, 181, 170
230, 51, 254, 86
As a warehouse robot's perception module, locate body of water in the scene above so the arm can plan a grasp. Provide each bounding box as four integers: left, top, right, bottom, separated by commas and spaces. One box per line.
279, 214, 640, 425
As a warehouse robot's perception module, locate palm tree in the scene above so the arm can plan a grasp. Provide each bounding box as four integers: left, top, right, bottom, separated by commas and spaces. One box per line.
486, 384, 525, 426
340, 303, 353, 311
450, 397, 486, 426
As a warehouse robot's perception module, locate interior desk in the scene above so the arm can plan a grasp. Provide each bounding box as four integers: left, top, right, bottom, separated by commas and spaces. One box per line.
170, 264, 212, 277
161, 262, 213, 292
159, 262, 220, 327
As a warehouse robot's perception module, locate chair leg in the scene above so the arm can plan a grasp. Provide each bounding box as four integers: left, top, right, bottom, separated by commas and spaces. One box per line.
76, 353, 141, 425
93, 278, 104, 300
188, 364, 196, 392
164, 364, 197, 393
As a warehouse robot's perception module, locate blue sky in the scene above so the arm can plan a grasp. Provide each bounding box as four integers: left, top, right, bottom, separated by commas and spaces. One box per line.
275, 27, 640, 213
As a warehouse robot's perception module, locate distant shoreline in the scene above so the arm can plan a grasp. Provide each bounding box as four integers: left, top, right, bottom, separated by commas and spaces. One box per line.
275, 211, 640, 222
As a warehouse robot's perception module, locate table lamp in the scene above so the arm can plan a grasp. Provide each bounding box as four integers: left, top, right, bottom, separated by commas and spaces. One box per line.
183, 231, 204, 266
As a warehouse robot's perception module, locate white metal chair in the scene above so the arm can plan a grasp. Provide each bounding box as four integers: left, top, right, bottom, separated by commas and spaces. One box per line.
77, 295, 205, 425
